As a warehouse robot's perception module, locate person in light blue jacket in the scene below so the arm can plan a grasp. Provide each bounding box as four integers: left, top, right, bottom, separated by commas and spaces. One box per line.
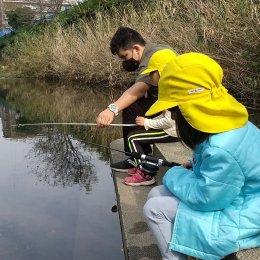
143, 53, 260, 260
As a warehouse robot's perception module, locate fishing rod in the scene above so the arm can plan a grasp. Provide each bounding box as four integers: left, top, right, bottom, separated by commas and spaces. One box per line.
13, 122, 179, 167
12, 122, 136, 127
83, 139, 181, 169
14, 122, 181, 175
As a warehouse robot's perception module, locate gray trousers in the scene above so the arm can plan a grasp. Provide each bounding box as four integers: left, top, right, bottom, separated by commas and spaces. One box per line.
143, 185, 188, 260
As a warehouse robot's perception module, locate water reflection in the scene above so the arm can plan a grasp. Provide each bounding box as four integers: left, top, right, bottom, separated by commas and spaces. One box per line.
0, 102, 98, 193
28, 129, 97, 192
0, 79, 124, 260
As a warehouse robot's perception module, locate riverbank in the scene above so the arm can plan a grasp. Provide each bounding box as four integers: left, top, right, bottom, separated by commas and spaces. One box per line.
110, 139, 260, 260
0, 0, 259, 108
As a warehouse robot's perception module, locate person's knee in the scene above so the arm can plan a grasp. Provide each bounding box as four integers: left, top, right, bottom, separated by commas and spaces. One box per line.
143, 197, 165, 221
147, 185, 169, 200
147, 186, 162, 199
127, 131, 137, 141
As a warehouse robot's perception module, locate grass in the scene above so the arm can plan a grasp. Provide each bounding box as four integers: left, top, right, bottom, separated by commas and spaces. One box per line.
0, 0, 259, 107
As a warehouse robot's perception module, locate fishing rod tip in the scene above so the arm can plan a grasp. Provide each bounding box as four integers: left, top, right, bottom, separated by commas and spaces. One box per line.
11, 124, 23, 127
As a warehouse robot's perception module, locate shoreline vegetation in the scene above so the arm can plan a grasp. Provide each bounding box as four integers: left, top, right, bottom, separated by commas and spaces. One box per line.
0, 0, 259, 108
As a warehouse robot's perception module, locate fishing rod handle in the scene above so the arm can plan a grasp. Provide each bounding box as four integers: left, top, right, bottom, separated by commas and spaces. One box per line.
131, 152, 181, 168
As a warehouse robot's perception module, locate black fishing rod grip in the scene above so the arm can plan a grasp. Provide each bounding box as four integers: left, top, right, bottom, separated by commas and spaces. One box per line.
131, 152, 158, 163
131, 152, 181, 167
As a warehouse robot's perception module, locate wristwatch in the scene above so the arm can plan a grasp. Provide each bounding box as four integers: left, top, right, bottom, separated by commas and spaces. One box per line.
108, 103, 119, 116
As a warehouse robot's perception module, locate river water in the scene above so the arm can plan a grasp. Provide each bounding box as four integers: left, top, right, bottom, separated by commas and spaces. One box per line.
0, 78, 259, 260
0, 79, 124, 260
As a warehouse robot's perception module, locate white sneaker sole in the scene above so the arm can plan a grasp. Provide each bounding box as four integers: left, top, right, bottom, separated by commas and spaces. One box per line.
111, 167, 129, 173
123, 178, 156, 186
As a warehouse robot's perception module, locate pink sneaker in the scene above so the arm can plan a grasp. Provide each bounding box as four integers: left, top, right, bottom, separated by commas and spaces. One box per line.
127, 168, 138, 176
123, 169, 155, 186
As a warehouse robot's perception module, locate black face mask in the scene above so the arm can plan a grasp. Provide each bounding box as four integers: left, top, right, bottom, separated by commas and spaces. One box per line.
122, 58, 140, 72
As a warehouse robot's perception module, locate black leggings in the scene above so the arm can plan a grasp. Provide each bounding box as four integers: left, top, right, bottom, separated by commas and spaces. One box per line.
127, 128, 178, 164
122, 96, 156, 153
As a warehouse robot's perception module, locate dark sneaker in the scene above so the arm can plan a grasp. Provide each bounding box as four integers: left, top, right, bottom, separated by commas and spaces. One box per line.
110, 158, 136, 172
123, 169, 156, 186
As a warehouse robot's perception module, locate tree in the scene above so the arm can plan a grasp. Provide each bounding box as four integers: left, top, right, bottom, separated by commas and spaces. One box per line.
6, 7, 36, 29
35, 0, 64, 20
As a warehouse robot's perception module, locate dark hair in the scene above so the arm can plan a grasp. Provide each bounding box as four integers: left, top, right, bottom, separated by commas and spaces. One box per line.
110, 27, 146, 55
171, 107, 212, 150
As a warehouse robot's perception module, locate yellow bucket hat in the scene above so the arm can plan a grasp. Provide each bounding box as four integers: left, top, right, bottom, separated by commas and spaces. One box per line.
145, 53, 248, 133
141, 49, 177, 76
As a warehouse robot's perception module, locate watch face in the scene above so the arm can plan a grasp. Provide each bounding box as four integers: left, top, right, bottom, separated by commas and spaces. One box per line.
110, 104, 116, 111
108, 104, 118, 115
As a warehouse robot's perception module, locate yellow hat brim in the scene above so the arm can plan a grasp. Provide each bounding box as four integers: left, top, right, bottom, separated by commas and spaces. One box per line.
178, 94, 248, 133
146, 93, 248, 133
145, 100, 178, 116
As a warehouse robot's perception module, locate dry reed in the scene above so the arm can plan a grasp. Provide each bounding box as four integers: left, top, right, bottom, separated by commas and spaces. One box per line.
1, 0, 260, 106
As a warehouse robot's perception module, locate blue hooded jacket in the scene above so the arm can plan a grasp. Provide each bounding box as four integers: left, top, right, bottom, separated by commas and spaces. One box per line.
163, 122, 260, 259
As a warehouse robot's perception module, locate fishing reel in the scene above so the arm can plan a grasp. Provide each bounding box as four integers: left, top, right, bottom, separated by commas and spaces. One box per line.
139, 159, 159, 176
131, 152, 180, 177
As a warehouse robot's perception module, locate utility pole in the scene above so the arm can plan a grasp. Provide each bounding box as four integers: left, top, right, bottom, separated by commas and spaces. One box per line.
0, 0, 4, 31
